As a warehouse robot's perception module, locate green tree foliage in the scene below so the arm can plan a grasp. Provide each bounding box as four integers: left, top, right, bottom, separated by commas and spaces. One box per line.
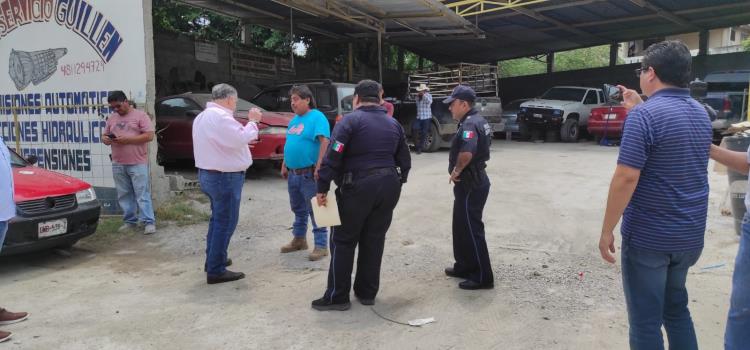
152, 0, 242, 44
152, 0, 300, 55
499, 45, 626, 77
743, 37, 750, 51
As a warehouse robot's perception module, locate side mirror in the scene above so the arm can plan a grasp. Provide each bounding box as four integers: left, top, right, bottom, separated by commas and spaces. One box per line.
602, 84, 622, 102
26, 154, 38, 165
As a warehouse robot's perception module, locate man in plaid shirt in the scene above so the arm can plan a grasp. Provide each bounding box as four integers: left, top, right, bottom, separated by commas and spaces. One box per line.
413, 84, 433, 154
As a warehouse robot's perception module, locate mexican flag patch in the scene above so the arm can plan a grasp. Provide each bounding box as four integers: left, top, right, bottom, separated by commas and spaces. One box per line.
462, 131, 475, 139
332, 141, 345, 153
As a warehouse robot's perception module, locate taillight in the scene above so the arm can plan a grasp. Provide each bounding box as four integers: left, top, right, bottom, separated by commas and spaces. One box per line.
723, 98, 732, 113
590, 109, 602, 121
335, 114, 343, 123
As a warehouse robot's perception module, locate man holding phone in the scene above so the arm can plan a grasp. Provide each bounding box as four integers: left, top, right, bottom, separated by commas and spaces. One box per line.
102, 91, 157, 235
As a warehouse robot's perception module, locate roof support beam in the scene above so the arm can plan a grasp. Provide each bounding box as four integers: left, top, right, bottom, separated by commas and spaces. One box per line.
441, 0, 550, 17
628, 0, 699, 30
271, 0, 385, 32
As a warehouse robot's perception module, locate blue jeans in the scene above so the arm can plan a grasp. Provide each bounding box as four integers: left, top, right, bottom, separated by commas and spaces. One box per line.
0, 221, 7, 254
621, 240, 702, 350
725, 215, 750, 349
413, 119, 431, 152
112, 163, 155, 225
199, 169, 244, 276
288, 172, 327, 248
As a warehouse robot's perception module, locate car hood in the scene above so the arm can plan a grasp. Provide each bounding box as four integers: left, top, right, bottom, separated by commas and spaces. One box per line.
12, 166, 91, 202
234, 111, 293, 127
521, 99, 578, 109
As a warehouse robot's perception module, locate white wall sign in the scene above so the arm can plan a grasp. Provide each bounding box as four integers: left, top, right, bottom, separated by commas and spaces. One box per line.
195, 41, 218, 63
0, 0, 148, 190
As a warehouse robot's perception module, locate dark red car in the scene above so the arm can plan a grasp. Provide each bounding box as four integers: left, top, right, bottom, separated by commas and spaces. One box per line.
155, 93, 293, 165
587, 103, 628, 141
2, 146, 101, 255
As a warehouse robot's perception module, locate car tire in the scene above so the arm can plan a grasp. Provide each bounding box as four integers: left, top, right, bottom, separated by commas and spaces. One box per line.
560, 119, 579, 143
425, 123, 441, 153
519, 122, 531, 141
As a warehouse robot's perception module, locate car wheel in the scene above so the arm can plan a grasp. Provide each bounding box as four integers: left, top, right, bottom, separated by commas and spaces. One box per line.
519, 122, 531, 141
425, 123, 441, 152
561, 119, 579, 143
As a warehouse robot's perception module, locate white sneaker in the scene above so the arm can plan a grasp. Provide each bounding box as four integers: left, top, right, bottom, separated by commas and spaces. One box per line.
117, 223, 137, 233
144, 224, 156, 235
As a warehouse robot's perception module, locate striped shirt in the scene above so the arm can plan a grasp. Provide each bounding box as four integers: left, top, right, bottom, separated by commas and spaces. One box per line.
618, 88, 712, 252
416, 92, 433, 120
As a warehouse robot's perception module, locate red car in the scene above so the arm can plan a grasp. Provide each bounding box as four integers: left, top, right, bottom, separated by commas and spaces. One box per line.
587, 103, 628, 140
2, 146, 101, 255
155, 93, 293, 165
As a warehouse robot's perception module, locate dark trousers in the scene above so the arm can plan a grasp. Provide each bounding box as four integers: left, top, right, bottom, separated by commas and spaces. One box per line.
323, 171, 402, 303
199, 169, 245, 276
452, 180, 493, 285
413, 119, 431, 152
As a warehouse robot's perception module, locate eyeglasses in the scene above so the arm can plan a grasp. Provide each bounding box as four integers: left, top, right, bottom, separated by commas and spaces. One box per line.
635, 66, 650, 78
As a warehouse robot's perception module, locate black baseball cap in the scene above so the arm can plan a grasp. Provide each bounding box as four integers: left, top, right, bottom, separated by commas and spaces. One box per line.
443, 85, 476, 104
354, 79, 382, 99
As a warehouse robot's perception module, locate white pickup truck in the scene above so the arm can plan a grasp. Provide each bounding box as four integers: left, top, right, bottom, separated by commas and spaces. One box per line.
516, 86, 604, 142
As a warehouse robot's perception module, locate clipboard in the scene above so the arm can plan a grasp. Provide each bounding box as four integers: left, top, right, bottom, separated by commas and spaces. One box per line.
311, 196, 341, 227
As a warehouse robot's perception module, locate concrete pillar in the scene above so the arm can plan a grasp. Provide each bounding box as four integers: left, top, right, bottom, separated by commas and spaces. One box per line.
348, 42, 353, 82
377, 31, 383, 83
699, 30, 708, 56
241, 22, 253, 45
546, 52, 554, 74
609, 43, 618, 67
142, 0, 170, 206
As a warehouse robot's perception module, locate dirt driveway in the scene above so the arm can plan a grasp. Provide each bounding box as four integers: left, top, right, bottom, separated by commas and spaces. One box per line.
0, 141, 738, 349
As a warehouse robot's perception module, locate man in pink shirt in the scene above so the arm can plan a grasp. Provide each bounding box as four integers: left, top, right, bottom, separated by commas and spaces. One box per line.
102, 91, 157, 235
193, 83, 260, 284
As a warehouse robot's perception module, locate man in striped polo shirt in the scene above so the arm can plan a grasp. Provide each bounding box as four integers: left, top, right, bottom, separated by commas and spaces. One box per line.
598, 41, 712, 349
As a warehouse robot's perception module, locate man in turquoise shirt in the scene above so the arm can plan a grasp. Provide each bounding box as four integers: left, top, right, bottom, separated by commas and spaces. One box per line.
279, 85, 331, 261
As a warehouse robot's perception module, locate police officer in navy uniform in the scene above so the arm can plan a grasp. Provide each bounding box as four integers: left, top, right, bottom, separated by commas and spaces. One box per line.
312, 80, 412, 311
443, 85, 494, 290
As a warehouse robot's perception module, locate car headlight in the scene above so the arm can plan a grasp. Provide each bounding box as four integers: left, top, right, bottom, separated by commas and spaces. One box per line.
76, 188, 97, 204
259, 127, 288, 135
553, 109, 563, 116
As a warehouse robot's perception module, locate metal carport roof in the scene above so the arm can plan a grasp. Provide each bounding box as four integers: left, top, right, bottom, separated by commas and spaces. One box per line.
178, 0, 750, 64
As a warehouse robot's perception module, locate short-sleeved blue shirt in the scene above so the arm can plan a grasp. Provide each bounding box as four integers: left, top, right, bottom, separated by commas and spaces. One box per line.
617, 88, 712, 253
284, 109, 330, 169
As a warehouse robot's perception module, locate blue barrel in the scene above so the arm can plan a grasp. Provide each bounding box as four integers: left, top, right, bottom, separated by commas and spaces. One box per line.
725, 134, 750, 235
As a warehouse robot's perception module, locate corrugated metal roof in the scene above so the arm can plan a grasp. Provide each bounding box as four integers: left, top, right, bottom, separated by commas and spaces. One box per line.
178, 0, 750, 64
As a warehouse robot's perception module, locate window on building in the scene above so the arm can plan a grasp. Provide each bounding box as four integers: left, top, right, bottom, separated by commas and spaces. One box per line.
730, 28, 736, 41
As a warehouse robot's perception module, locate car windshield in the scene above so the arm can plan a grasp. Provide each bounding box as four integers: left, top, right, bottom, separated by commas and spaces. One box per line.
5, 146, 28, 167
540, 88, 586, 102
192, 95, 265, 112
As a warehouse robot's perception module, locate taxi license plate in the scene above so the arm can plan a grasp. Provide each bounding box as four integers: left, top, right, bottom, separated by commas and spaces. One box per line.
533, 113, 543, 118
38, 219, 67, 238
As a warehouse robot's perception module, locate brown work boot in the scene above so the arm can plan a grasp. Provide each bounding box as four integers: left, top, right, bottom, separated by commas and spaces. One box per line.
0, 309, 28, 325
0, 330, 10, 343
280, 237, 308, 253
308, 247, 329, 261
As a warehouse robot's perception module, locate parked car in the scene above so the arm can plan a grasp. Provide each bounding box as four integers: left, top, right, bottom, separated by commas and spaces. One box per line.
517, 86, 604, 142
155, 93, 293, 165
500, 98, 530, 137
704, 71, 749, 143
587, 103, 628, 141
251, 79, 355, 130
2, 146, 101, 256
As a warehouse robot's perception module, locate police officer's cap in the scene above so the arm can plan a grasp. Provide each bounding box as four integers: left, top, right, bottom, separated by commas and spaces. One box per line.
355, 80, 382, 99
443, 85, 476, 104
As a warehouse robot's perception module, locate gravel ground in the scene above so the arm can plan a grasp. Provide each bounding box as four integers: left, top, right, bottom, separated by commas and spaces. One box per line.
0, 140, 739, 349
